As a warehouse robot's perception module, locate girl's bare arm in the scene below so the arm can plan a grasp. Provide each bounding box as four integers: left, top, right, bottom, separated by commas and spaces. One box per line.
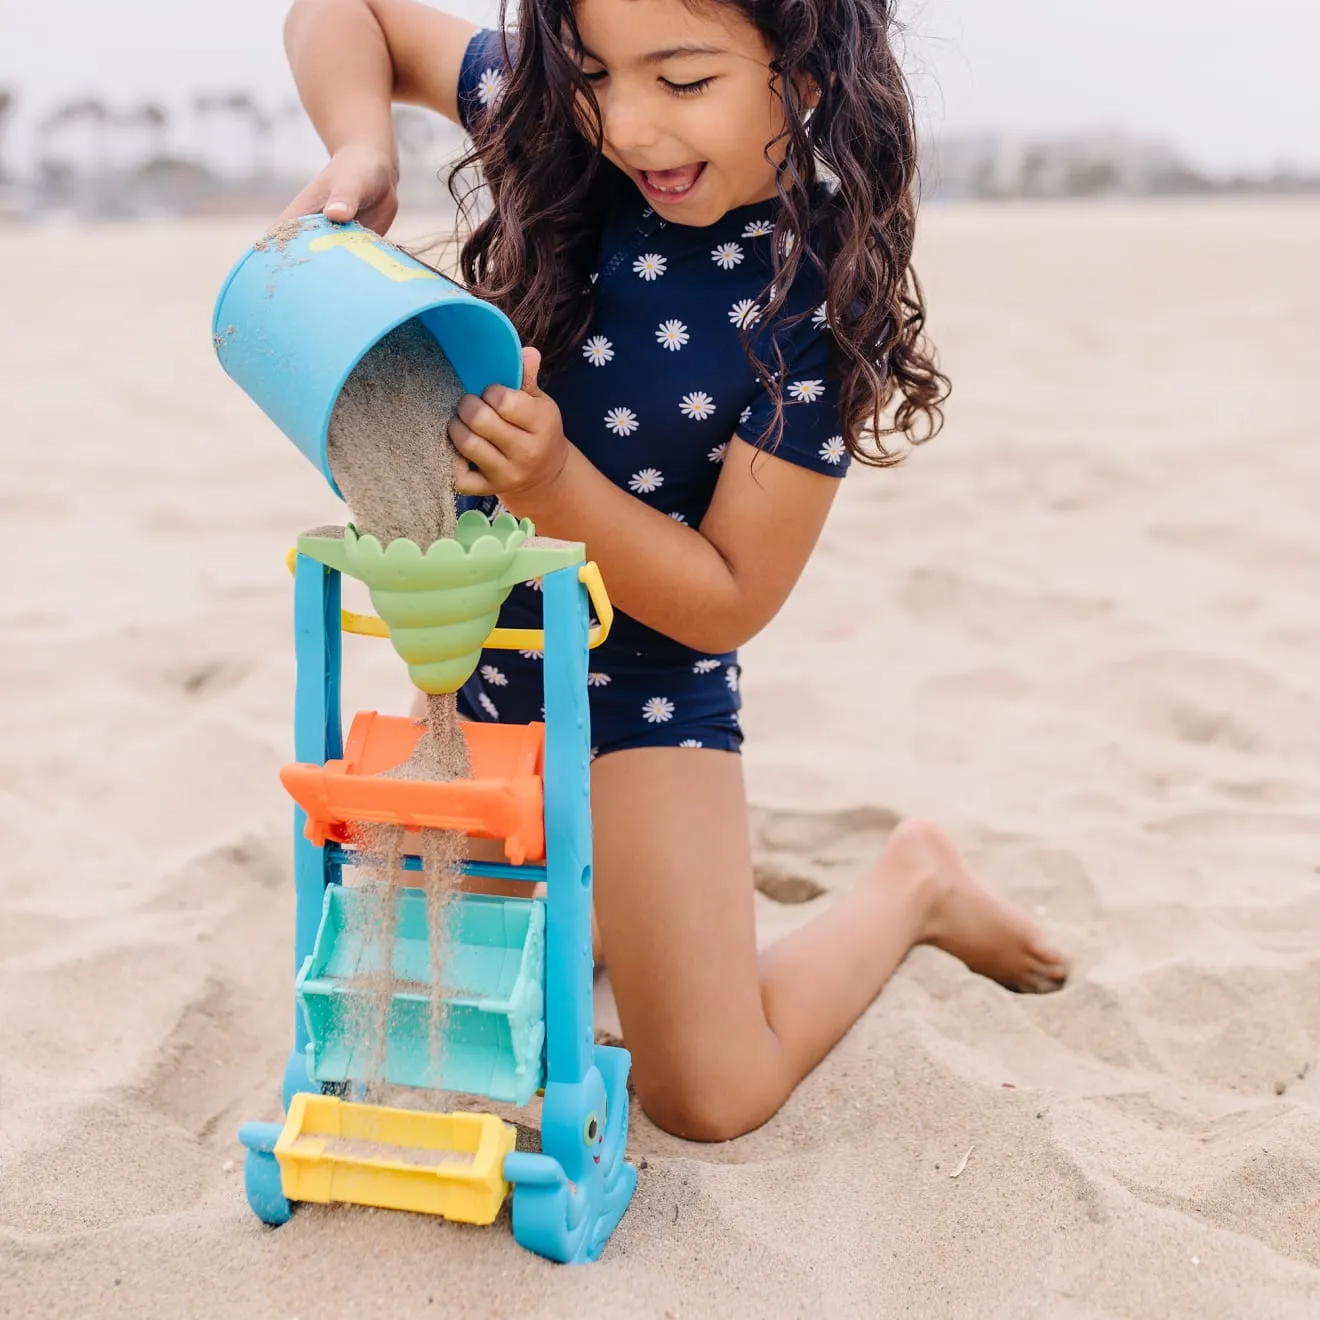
286, 0, 476, 134
282, 0, 476, 226
514, 439, 841, 656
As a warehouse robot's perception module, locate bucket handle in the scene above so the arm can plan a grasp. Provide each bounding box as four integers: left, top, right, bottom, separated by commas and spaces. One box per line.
284, 550, 614, 650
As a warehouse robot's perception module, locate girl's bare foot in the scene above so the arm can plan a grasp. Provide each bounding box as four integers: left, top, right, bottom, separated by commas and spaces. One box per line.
886, 820, 1069, 994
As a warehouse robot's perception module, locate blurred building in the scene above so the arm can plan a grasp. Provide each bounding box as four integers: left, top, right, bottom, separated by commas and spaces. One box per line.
922, 130, 1319, 200
1, 81, 1317, 222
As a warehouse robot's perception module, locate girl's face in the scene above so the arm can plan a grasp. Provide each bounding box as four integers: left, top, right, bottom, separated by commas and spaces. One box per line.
571, 0, 788, 227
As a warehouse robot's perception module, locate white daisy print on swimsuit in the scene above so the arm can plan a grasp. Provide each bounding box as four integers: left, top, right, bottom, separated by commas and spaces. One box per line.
725, 664, 740, 693
692, 658, 722, 674
728, 299, 761, 329
583, 335, 614, 366
478, 691, 500, 719
678, 738, 704, 748
519, 648, 543, 660
628, 467, 664, 494
707, 441, 728, 464
788, 379, 827, 403
655, 320, 689, 351
742, 218, 773, 237
633, 252, 667, 280
739, 406, 752, 425
680, 391, 716, 421
642, 696, 676, 724
526, 576, 544, 592
587, 672, 612, 687
819, 435, 846, 465
476, 67, 505, 107
669, 511, 687, 524
812, 302, 828, 330
711, 241, 744, 269
604, 406, 639, 436
479, 664, 508, 687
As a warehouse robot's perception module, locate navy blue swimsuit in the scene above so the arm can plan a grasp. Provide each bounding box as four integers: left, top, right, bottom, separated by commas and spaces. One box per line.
454, 29, 850, 757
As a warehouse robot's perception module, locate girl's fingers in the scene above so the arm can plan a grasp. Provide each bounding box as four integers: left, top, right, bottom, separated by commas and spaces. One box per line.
457, 391, 526, 449
477, 381, 538, 429
323, 196, 357, 222
518, 347, 545, 397
451, 452, 497, 498
281, 184, 326, 221
448, 415, 506, 473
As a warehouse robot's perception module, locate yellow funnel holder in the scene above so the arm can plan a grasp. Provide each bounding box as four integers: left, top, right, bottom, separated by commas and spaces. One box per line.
274, 1093, 517, 1225
294, 510, 603, 694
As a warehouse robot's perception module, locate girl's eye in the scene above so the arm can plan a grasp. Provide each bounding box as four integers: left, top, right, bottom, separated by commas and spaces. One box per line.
662, 78, 712, 98
582, 69, 607, 83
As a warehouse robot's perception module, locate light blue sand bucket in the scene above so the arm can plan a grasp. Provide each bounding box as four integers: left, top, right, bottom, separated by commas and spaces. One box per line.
211, 214, 523, 498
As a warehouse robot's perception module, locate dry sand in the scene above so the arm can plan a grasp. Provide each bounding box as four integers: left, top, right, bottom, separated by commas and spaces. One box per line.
325, 317, 472, 1092
2, 202, 1319, 1318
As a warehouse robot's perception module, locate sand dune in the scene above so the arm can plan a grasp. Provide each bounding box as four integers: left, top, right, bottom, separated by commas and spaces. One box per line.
2, 201, 1319, 1317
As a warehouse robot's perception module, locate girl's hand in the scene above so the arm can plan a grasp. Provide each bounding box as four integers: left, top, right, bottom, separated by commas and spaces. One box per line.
281, 143, 399, 233
450, 348, 571, 514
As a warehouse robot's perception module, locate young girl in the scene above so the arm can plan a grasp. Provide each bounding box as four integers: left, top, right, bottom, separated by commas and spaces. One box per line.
282, 0, 1067, 1142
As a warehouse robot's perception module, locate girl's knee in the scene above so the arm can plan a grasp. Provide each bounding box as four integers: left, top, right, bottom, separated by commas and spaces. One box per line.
634, 1064, 783, 1143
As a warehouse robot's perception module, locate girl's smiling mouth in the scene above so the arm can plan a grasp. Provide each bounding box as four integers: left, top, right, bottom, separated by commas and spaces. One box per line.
637, 162, 707, 202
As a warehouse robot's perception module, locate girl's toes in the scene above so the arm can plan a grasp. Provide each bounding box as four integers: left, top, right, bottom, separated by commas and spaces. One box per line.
1013, 955, 1070, 995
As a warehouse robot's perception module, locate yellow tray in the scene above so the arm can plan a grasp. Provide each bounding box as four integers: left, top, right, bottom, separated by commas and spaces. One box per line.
274, 1093, 516, 1225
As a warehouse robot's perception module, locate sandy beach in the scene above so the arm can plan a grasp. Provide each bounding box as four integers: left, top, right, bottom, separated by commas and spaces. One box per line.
2, 199, 1319, 1317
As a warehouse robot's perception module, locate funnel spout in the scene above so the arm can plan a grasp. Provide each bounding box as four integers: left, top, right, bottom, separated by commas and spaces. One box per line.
297, 531, 351, 575
295, 515, 586, 694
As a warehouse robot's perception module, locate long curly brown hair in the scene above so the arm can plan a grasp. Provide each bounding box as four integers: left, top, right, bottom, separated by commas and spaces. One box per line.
449, 0, 949, 465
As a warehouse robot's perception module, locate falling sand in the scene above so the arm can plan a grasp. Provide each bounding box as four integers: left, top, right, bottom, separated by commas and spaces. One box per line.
324, 317, 473, 1092
327, 318, 468, 550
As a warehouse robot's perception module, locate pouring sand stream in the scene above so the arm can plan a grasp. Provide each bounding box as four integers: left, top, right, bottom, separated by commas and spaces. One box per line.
323, 318, 472, 1091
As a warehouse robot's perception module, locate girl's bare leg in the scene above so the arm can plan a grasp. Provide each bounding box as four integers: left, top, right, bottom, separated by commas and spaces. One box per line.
590, 747, 1067, 1142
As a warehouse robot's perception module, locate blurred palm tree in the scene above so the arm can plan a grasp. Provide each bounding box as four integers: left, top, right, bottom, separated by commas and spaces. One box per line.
195, 91, 273, 177
0, 89, 13, 179
132, 101, 169, 160
193, 91, 228, 170
38, 96, 110, 176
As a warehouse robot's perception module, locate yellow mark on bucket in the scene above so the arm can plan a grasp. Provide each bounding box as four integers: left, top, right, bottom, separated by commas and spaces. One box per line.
309, 231, 440, 283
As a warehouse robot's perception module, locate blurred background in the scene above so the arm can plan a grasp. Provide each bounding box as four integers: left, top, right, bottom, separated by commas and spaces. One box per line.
1, 0, 1318, 220
4, 4, 1320, 1314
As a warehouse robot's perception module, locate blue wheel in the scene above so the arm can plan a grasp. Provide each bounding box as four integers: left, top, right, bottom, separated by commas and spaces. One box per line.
244, 1148, 292, 1226
238, 1123, 292, 1226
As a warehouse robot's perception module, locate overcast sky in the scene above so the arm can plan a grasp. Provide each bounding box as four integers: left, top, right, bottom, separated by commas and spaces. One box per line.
2, 0, 1316, 173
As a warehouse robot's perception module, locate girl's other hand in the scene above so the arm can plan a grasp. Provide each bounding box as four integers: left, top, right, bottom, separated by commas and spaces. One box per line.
280, 143, 399, 233
449, 348, 572, 514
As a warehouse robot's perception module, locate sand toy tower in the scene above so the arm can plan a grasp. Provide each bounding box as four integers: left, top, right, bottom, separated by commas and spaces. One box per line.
212, 218, 637, 1263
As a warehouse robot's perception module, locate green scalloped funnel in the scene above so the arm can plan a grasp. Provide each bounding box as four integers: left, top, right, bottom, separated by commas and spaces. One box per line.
297, 509, 584, 693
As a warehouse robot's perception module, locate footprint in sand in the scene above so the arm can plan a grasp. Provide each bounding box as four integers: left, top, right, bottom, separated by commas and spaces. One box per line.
898, 565, 1112, 644
752, 864, 826, 905
179, 656, 250, 697
1072, 649, 1320, 760
1149, 520, 1320, 579
748, 804, 906, 903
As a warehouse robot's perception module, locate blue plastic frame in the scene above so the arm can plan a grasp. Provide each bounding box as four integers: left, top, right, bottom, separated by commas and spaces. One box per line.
237, 551, 636, 1262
